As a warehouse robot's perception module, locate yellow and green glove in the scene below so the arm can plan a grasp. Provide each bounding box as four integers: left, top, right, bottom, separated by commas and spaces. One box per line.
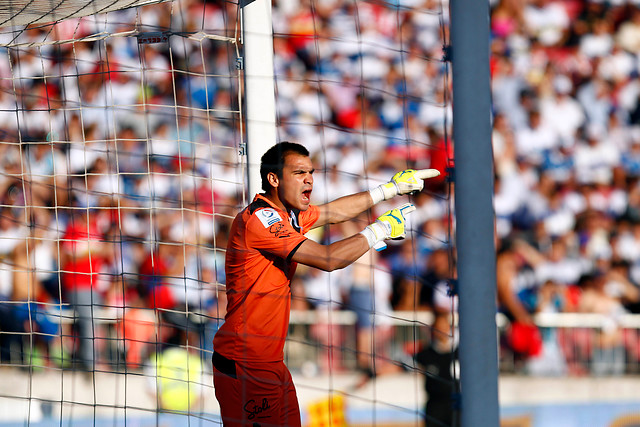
369, 169, 440, 204
360, 203, 417, 251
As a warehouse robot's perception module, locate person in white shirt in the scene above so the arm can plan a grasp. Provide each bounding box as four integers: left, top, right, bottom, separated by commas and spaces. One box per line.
540, 75, 585, 148
523, 0, 570, 46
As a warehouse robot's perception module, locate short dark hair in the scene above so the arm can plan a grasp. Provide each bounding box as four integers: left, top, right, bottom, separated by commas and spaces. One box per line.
260, 142, 309, 191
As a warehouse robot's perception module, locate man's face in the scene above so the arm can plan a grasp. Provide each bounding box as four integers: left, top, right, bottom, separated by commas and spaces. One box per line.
277, 153, 314, 211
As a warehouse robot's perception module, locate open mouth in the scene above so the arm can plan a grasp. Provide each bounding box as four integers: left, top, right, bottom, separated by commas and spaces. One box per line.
302, 189, 312, 201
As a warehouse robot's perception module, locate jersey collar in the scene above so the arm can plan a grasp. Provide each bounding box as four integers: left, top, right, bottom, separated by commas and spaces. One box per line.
253, 193, 284, 212
254, 194, 302, 233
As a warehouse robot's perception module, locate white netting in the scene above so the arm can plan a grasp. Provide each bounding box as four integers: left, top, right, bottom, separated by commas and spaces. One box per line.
0, 1, 456, 426
271, 2, 456, 426
0, 0, 165, 27
0, 1, 243, 424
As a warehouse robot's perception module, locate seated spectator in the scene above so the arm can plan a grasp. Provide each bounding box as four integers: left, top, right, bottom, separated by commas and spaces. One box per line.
578, 270, 630, 376
523, 0, 570, 46
496, 239, 540, 365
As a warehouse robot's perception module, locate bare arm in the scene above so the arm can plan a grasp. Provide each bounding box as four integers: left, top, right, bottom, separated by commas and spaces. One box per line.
513, 239, 546, 267
312, 168, 440, 228
313, 191, 374, 228
496, 254, 534, 324
607, 269, 640, 304
291, 233, 371, 272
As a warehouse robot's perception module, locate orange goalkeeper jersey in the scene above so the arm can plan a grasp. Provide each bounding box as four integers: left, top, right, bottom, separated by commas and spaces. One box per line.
213, 194, 320, 363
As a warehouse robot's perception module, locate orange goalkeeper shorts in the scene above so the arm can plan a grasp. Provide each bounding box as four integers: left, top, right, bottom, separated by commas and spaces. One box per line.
212, 352, 301, 427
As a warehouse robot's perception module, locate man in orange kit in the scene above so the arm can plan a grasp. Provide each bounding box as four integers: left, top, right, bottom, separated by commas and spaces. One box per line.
212, 141, 439, 426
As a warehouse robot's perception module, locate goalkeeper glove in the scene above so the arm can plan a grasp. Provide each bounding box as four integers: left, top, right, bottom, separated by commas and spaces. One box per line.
360, 203, 416, 251
369, 168, 440, 204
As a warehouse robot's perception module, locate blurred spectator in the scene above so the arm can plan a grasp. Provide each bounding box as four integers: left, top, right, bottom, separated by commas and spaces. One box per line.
0, 207, 48, 364
574, 125, 620, 186
616, 7, 640, 52
59, 208, 112, 370
145, 344, 205, 412
23, 141, 68, 206
496, 239, 537, 336
578, 270, 629, 376
579, 18, 614, 59
515, 109, 559, 166
346, 249, 398, 383
577, 77, 614, 131
389, 240, 428, 286
540, 75, 585, 148
411, 248, 454, 313
6, 0, 640, 380
12, 208, 63, 366
523, 0, 570, 46
491, 0, 523, 40
302, 267, 347, 374
415, 312, 459, 427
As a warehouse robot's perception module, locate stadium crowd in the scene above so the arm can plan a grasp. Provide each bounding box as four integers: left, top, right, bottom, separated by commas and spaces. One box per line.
0, 0, 639, 380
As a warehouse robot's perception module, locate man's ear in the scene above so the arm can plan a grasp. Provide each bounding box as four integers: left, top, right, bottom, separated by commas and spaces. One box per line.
267, 172, 279, 188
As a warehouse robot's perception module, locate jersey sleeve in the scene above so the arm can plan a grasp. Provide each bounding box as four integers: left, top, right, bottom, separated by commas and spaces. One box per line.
299, 204, 320, 232
245, 208, 308, 259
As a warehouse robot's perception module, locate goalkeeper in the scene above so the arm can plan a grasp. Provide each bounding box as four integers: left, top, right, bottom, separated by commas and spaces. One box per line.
212, 141, 439, 427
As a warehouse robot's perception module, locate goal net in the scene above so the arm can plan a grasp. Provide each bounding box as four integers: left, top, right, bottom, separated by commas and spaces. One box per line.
0, 0, 243, 424
272, 3, 455, 426
0, 0, 166, 27
0, 0, 455, 426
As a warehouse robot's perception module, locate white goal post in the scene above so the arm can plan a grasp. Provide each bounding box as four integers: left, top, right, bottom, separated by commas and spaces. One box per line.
240, 0, 276, 199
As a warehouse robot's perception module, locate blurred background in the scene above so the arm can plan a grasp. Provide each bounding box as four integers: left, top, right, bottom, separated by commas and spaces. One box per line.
0, 0, 640, 426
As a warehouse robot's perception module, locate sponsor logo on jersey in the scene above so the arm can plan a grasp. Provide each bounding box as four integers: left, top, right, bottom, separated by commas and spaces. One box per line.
256, 208, 282, 228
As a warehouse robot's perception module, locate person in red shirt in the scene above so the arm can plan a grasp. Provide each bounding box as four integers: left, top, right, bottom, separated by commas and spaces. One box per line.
60, 208, 111, 370
212, 142, 439, 426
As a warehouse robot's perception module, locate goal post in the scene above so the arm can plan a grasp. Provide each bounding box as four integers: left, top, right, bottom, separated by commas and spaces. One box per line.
240, 0, 277, 199
450, 0, 500, 426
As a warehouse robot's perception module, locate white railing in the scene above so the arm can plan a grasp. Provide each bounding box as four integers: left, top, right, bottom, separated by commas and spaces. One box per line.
4, 307, 640, 375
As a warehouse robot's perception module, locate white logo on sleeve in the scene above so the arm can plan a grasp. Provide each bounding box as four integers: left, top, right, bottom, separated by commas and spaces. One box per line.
256, 208, 282, 228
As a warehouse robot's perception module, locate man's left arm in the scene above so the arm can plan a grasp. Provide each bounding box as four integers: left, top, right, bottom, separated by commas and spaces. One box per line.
313, 191, 373, 227
313, 168, 440, 228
